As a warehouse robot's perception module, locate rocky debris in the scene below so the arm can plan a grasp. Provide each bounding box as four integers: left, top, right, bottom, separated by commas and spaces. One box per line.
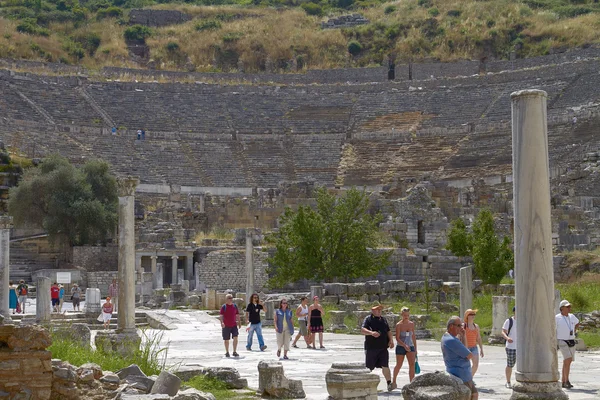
173, 388, 216, 400
2, 324, 52, 351
201, 367, 247, 389
431, 302, 459, 313
322, 14, 369, 29
326, 362, 379, 400
258, 361, 305, 399
401, 371, 472, 400
53, 323, 92, 348
52, 359, 115, 400
151, 371, 181, 396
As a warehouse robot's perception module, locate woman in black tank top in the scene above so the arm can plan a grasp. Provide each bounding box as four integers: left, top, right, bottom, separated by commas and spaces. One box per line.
308, 296, 325, 349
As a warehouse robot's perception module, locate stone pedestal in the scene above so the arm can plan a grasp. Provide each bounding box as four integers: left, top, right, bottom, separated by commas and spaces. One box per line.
0, 216, 12, 323
510, 90, 566, 400
246, 230, 254, 298
154, 263, 164, 290
489, 296, 512, 344
85, 288, 101, 315
258, 361, 305, 399
177, 270, 184, 285
117, 177, 139, 336
205, 288, 217, 310
171, 256, 179, 286
36, 277, 52, 324
311, 286, 324, 300
459, 266, 472, 318
329, 311, 348, 332
150, 256, 158, 275
325, 362, 379, 400
95, 330, 141, 358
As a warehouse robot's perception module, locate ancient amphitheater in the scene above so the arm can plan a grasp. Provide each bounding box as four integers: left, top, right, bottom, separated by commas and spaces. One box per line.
1, 47, 600, 287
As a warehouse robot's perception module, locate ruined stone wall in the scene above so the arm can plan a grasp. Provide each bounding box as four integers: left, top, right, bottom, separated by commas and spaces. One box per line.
128, 9, 191, 27
72, 245, 118, 271
0, 325, 53, 400
197, 248, 268, 291
87, 271, 118, 295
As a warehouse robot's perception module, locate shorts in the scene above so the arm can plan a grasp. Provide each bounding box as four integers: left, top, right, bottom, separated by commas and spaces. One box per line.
298, 320, 308, 336
396, 345, 415, 355
365, 348, 389, 370
52, 298, 60, 306
222, 326, 239, 340
469, 346, 479, 356
506, 348, 516, 368
72, 298, 80, 307
18, 295, 27, 303
558, 340, 576, 361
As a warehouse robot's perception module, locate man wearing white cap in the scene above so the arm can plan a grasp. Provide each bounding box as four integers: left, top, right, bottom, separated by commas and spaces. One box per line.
555, 299, 579, 389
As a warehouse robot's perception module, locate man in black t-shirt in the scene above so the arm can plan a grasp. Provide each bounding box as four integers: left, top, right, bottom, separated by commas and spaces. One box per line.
361, 303, 395, 392
245, 293, 267, 351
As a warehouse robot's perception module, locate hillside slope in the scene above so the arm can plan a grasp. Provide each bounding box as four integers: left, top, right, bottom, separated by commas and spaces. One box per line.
0, 0, 599, 72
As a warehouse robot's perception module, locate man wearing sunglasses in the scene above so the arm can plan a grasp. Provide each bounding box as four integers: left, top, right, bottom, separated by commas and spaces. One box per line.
441, 316, 478, 400
556, 299, 579, 389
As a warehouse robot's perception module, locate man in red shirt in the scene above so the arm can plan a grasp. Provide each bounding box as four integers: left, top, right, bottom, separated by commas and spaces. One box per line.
220, 294, 241, 358
50, 282, 60, 313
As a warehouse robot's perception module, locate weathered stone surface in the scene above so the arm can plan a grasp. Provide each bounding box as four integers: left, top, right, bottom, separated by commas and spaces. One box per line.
364, 281, 381, 295
338, 300, 367, 312
53, 323, 91, 348
322, 295, 339, 304
258, 361, 305, 399
201, 367, 247, 389
78, 363, 103, 380
431, 302, 459, 313
125, 374, 156, 394
441, 282, 461, 294
384, 280, 406, 293
117, 364, 147, 380
329, 311, 348, 331
96, 331, 141, 358
347, 283, 367, 296
119, 394, 171, 400
0, 325, 52, 351
407, 281, 425, 293
325, 283, 348, 296
173, 388, 217, 400
150, 370, 181, 396
100, 373, 120, 385
401, 371, 471, 400
173, 366, 205, 382
326, 362, 379, 400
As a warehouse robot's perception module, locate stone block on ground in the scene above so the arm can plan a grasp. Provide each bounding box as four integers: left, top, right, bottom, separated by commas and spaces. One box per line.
96, 331, 141, 357
0, 324, 52, 351
117, 364, 147, 380
173, 365, 205, 382
364, 281, 381, 295
347, 283, 367, 297
354, 311, 371, 329
338, 300, 367, 312
431, 302, 459, 313
322, 295, 339, 304
401, 371, 471, 399
329, 311, 348, 331
384, 280, 406, 293
201, 367, 247, 389
325, 362, 379, 400
325, 283, 348, 296
53, 323, 91, 348
150, 370, 181, 396
258, 361, 305, 399
119, 395, 171, 400
173, 388, 217, 400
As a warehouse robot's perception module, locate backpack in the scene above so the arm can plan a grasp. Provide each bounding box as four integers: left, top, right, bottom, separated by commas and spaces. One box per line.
19, 286, 27, 296
221, 303, 239, 314
507, 317, 514, 336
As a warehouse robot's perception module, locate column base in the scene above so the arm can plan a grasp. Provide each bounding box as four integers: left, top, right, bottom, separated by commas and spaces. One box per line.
510, 382, 568, 400
95, 330, 141, 357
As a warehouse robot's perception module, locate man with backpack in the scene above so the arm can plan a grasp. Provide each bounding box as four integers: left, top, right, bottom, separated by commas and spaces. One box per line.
16, 280, 28, 314
501, 306, 516, 388
220, 294, 241, 358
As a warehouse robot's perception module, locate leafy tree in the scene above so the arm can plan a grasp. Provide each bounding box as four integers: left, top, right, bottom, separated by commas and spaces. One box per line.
446, 209, 513, 284
267, 187, 391, 287
8, 155, 118, 246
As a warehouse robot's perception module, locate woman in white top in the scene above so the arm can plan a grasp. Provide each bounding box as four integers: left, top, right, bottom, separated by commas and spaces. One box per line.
555, 299, 580, 389
291, 296, 312, 348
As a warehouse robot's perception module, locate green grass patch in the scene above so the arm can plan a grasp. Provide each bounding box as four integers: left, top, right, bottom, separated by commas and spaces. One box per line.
185, 375, 255, 400
49, 329, 168, 375
556, 275, 600, 312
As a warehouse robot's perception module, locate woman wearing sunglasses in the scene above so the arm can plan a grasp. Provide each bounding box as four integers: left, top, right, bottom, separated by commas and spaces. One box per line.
274, 299, 294, 359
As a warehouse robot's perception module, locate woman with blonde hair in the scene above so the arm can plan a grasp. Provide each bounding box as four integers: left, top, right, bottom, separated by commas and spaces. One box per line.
391, 306, 417, 389
462, 309, 484, 377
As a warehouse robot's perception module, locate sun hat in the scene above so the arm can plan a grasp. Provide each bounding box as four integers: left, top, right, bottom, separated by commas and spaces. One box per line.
559, 300, 571, 308
371, 303, 384, 311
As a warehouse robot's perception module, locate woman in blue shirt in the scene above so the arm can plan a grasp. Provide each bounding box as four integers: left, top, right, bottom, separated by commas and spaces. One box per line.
274, 299, 294, 360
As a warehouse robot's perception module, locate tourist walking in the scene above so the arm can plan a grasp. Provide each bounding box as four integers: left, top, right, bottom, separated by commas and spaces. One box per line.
108, 278, 119, 312
308, 296, 325, 349
16, 280, 28, 314
292, 296, 311, 348
274, 299, 294, 360
461, 309, 484, 377
58, 284, 65, 312
101, 297, 114, 329
8, 281, 18, 314
71, 283, 82, 312
361, 304, 395, 392
556, 299, 579, 389
502, 306, 517, 388
220, 294, 241, 358
245, 293, 267, 351
392, 306, 417, 389
441, 316, 478, 400
51, 282, 60, 313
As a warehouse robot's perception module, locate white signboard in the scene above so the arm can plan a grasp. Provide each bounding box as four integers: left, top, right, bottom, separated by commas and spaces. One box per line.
56, 272, 72, 284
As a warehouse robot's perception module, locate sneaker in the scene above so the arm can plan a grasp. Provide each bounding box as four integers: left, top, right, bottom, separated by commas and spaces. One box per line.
567, 381, 573, 389
232, 352, 239, 357
390, 383, 397, 391
292, 344, 298, 348
283, 355, 289, 360
387, 382, 394, 392
260, 345, 267, 351
225, 353, 230, 358
505, 382, 512, 389
246, 346, 252, 351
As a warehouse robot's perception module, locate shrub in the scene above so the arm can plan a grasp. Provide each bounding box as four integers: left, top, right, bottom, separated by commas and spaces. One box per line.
384, 5, 396, 14
418, 0, 433, 7
73, 32, 101, 55
336, 0, 354, 8
63, 40, 85, 60
447, 9, 461, 17
301, 2, 323, 16
16, 19, 50, 37
165, 41, 179, 52
124, 25, 152, 41
428, 7, 440, 17
195, 19, 222, 31
553, 5, 593, 18
96, 6, 123, 20
222, 32, 243, 43
347, 40, 362, 55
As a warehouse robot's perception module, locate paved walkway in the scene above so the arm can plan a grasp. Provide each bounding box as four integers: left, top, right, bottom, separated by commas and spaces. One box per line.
150, 310, 600, 399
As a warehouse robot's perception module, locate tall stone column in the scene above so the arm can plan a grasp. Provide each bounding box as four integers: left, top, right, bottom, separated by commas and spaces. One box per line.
150, 256, 158, 275
0, 216, 12, 323
36, 277, 51, 324
117, 177, 138, 333
510, 90, 566, 400
245, 230, 254, 297
459, 266, 473, 318
185, 254, 193, 282
154, 263, 164, 289
171, 255, 178, 286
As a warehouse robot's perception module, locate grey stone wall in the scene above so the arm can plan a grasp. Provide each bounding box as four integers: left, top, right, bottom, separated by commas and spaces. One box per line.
87, 271, 118, 296
322, 14, 369, 29
128, 9, 191, 27
197, 249, 268, 291
72, 245, 118, 272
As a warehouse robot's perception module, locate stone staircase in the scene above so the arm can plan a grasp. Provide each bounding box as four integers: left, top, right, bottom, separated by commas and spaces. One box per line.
9, 311, 149, 330
9, 236, 62, 285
